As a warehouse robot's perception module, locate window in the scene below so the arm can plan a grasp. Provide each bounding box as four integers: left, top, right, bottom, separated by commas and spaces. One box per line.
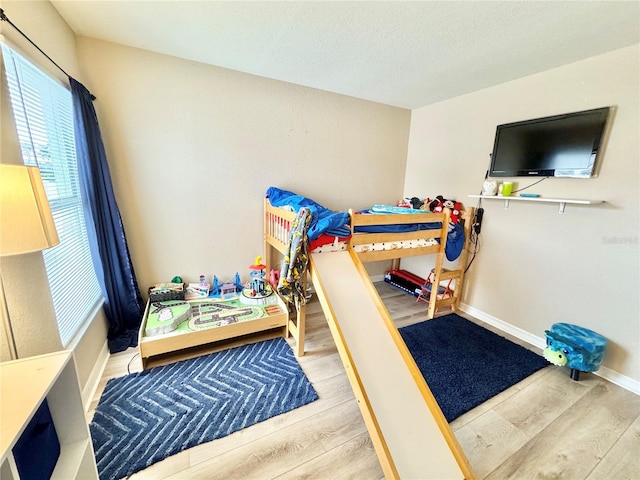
2, 44, 102, 346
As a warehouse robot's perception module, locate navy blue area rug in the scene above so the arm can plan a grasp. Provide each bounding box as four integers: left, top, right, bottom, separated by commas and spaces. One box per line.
90, 337, 318, 480
400, 313, 548, 423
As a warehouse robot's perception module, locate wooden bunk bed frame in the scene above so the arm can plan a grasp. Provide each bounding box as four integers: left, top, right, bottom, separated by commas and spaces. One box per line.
350, 206, 474, 318
265, 199, 475, 356
264, 197, 475, 479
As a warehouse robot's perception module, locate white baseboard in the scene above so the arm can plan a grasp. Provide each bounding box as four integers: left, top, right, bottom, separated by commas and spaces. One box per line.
594, 365, 640, 395
460, 303, 547, 350
82, 340, 110, 411
460, 303, 640, 396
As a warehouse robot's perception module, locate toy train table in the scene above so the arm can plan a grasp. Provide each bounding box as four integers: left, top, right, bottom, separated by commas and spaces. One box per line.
138, 295, 288, 369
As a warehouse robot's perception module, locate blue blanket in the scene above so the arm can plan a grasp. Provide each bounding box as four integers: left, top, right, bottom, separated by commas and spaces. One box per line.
266, 187, 351, 240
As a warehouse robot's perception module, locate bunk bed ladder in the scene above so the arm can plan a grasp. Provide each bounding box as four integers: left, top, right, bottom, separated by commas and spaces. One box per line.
422, 210, 446, 319
425, 207, 474, 318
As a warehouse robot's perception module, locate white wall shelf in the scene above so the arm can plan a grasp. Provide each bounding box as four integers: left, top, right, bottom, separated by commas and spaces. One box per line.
468, 194, 604, 214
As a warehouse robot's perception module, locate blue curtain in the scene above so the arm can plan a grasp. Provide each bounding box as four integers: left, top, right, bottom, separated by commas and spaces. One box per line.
70, 78, 144, 353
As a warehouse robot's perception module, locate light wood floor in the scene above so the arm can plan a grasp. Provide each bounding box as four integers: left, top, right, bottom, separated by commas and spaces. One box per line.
88, 282, 640, 480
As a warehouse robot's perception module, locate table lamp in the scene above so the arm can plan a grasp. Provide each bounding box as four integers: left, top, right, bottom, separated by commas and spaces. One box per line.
1, 164, 60, 359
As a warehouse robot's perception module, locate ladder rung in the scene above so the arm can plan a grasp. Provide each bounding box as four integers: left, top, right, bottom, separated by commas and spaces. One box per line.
434, 296, 457, 308
434, 269, 462, 280
420, 284, 449, 295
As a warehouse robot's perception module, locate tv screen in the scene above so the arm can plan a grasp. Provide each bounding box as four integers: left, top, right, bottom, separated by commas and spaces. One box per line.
489, 107, 611, 178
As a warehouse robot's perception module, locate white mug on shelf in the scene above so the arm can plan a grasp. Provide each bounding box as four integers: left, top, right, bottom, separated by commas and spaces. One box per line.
482, 179, 498, 196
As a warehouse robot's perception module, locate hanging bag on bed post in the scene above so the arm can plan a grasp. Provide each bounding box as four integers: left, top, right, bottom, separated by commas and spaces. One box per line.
278, 208, 312, 308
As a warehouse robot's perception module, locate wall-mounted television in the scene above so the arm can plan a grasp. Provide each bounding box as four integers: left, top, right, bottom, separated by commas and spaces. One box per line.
489, 107, 611, 178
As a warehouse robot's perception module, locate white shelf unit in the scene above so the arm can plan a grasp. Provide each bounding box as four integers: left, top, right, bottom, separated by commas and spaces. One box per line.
468, 194, 604, 213
0, 350, 98, 480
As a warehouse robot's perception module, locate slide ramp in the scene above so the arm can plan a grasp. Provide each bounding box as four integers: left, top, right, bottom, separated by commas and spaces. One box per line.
309, 250, 472, 480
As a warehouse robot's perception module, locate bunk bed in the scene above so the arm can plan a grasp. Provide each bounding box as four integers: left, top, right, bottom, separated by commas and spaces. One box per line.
264, 187, 475, 479
264, 188, 474, 357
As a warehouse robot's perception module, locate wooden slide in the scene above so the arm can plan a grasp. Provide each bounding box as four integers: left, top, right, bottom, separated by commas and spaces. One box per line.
309, 250, 474, 480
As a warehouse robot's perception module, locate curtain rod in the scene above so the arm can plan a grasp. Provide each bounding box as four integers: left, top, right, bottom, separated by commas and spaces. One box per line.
0, 8, 95, 100
0, 8, 72, 78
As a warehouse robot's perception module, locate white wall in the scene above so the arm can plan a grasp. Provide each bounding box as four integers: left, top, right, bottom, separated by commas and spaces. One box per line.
403, 45, 639, 384
74, 37, 411, 291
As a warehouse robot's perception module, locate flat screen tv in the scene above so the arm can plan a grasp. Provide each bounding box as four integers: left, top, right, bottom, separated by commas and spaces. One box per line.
489, 107, 611, 178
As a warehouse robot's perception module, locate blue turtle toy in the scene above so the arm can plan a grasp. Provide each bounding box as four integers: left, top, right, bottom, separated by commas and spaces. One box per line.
543, 323, 607, 381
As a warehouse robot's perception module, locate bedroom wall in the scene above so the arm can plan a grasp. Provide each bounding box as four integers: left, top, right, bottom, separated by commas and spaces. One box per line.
0, 0, 109, 394
74, 37, 411, 292
402, 45, 639, 386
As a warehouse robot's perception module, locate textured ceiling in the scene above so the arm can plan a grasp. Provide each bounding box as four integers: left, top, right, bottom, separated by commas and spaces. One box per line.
51, 1, 640, 109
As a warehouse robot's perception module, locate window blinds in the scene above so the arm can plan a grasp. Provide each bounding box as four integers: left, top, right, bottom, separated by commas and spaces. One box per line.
2, 44, 102, 346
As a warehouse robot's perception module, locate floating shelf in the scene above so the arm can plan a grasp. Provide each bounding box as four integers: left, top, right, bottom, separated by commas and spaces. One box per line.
468, 195, 604, 214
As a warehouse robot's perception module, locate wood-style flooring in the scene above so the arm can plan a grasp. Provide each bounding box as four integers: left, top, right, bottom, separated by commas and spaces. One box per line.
88, 282, 640, 479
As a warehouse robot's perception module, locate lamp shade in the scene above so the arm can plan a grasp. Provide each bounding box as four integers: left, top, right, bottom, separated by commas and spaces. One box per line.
0, 164, 60, 256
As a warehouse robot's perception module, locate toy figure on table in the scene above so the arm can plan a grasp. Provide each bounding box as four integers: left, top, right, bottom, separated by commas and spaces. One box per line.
241, 256, 276, 305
